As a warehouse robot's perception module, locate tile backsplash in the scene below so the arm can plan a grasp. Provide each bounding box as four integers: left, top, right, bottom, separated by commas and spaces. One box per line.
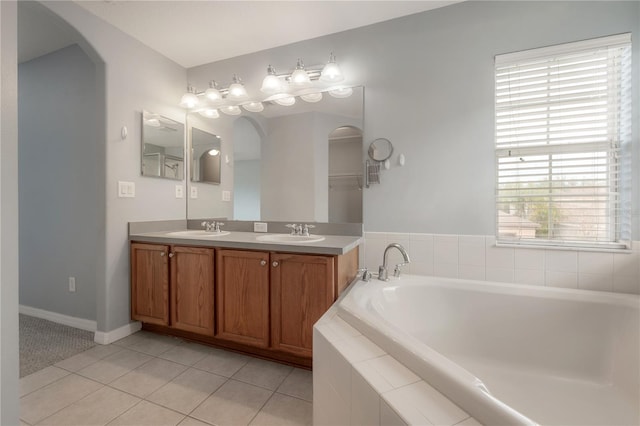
363, 232, 640, 295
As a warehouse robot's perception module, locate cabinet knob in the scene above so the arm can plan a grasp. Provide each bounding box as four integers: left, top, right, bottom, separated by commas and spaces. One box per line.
168, 252, 174, 258
160, 252, 166, 257
272, 261, 279, 267
260, 260, 267, 266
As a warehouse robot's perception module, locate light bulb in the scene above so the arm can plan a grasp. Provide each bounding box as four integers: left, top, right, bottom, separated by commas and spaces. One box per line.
261, 65, 283, 94
274, 96, 296, 106
300, 92, 323, 103
242, 102, 264, 113
205, 81, 223, 104
328, 86, 353, 98
220, 105, 242, 115
227, 74, 248, 100
320, 53, 344, 83
198, 108, 219, 119
208, 149, 220, 156
290, 59, 311, 87
179, 85, 199, 109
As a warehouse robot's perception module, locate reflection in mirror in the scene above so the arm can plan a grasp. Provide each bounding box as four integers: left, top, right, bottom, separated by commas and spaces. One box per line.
141, 111, 184, 180
186, 86, 364, 224
191, 128, 221, 184
329, 126, 363, 223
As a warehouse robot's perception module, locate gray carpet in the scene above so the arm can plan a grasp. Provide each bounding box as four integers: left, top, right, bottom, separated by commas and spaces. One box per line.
19, 314, 96, 377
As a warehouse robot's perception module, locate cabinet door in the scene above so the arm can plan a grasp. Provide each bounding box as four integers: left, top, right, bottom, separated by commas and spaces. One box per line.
216, 249, 270, 348
170, 246, 215, 336
130, 243, 170, 326
271, 253, 335, 357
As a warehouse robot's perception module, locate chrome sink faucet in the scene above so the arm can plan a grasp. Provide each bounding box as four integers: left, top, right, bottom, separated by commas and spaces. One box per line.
201, 220, 224, 232
378, 243, 411, 281
286, 224, 315, 236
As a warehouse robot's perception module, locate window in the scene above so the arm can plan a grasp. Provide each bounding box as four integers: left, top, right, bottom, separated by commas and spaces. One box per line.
495, 34, 632, 249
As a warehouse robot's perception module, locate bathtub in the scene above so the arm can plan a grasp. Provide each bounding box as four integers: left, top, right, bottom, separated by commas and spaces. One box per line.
337, 275, 639, 426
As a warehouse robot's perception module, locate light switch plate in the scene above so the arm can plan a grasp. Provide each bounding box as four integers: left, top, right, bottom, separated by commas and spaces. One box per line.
222, 190, 231, 201
254, 222, 268, 233
190, 186, 198, 199
175, 185, 184, 198
118, 181, 135, 198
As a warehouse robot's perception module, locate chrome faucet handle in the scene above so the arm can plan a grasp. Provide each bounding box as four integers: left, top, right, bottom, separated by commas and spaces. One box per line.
285, 224, 297, 235
214, 222, 225, 232
201, 221, 213, 231
302, 224, 315, 236
357, 268, 372, 282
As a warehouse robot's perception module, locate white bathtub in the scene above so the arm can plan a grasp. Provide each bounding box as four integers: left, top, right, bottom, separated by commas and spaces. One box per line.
337, 275, 639, 426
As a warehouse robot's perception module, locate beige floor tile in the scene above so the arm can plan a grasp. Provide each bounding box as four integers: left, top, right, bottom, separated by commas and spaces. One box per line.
192, 348, 250, 377
127, 333, 182, 356
190, 379, 273, 426
147, 368, 227, 415
108, 401, 185, 426
111, 331, 154, 348
178, 417, 211, 426
37, 386, 139, 425
20, 374, 102, 425
276, 368, 312, 402
20, 366, 69, 397
54, 344, 123, 372
233, 358, 293, 391
249, 393, 312, 426
159, 342, 212, 366
109, 357, 188, 398
76, 349, 152, 384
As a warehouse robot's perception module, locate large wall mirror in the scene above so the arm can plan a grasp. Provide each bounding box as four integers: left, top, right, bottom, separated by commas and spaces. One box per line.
186, 86, 364, 224
141, 110, 185, 180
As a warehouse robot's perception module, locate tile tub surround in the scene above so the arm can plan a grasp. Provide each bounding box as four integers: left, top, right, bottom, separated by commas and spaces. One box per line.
313, 307, 481, 426
20, 331, 312, 426
363, 233, 640, 294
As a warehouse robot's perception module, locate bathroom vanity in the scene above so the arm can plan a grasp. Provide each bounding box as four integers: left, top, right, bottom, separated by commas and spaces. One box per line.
129, 224, 360, 368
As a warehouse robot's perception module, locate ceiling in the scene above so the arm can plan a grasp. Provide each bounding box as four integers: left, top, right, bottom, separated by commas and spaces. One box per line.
67, 1, 460, 69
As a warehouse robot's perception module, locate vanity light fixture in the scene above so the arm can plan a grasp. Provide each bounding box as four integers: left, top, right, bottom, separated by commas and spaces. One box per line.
208, 148, 220, 156
320, 53, 344, 83
260, 65, 284, 94
273, 96, 296, 106
290, 59, 312, 88
205, 80, 223, 103
179, 85, 199, 109
242, 101, 264, 113
328, 86, 353, 98
199, 108, 220, 119
227, 74, 248, 101
220, 105, 242, 115
300, 92, 323, 103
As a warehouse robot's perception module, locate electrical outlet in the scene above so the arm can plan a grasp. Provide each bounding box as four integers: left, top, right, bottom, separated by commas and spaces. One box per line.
254, 222, 268, 233
190, 186, 198, 199
175, 185, 184, 198
68, 277, 76, 292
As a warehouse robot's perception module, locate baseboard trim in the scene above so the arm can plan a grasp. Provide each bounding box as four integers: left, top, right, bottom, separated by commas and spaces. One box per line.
94, 321, 141, 345
19, 305, 97, 332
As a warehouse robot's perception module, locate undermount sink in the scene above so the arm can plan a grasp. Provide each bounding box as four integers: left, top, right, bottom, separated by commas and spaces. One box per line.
166, 230, 231, 238
256, 234, 325, 243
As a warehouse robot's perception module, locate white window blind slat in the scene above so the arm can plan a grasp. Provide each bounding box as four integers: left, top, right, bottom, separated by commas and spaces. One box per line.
494, 34, 632, 249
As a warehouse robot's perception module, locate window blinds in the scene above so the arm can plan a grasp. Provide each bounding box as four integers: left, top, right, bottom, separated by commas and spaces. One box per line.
495, 34, 632, 249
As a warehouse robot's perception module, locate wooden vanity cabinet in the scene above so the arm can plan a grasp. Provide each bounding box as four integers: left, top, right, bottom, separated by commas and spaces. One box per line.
270, 253, 335, 357
215, 249, 270, 348
131, 243, 170, 326
130, 242, 215, 336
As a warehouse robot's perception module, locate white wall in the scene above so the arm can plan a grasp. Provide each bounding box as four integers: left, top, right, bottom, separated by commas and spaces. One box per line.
0, 2, 20, 423
188, 1, 640, 239
40, 2, 187, 332
19, 44, 99, 321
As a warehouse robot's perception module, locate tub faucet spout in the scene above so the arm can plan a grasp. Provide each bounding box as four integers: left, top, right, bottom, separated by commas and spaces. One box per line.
378, 243, 410, 281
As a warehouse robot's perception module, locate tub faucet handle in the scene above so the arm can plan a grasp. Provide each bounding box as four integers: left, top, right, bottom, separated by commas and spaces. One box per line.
393, 263, 407, 278
357, 268, 372, 282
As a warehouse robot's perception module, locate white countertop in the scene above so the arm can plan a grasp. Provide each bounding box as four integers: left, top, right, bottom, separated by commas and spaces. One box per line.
129, 230, 362, 255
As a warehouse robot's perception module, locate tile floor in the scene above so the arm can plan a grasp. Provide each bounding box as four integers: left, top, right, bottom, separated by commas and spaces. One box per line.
20, 331, 313, 426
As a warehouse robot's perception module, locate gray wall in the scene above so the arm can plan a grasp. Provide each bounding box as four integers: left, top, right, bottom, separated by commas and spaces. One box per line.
19, 44, 99, 321
188, 1, 640, 239
234, 160, 261, 220
1, 1, 20, 423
